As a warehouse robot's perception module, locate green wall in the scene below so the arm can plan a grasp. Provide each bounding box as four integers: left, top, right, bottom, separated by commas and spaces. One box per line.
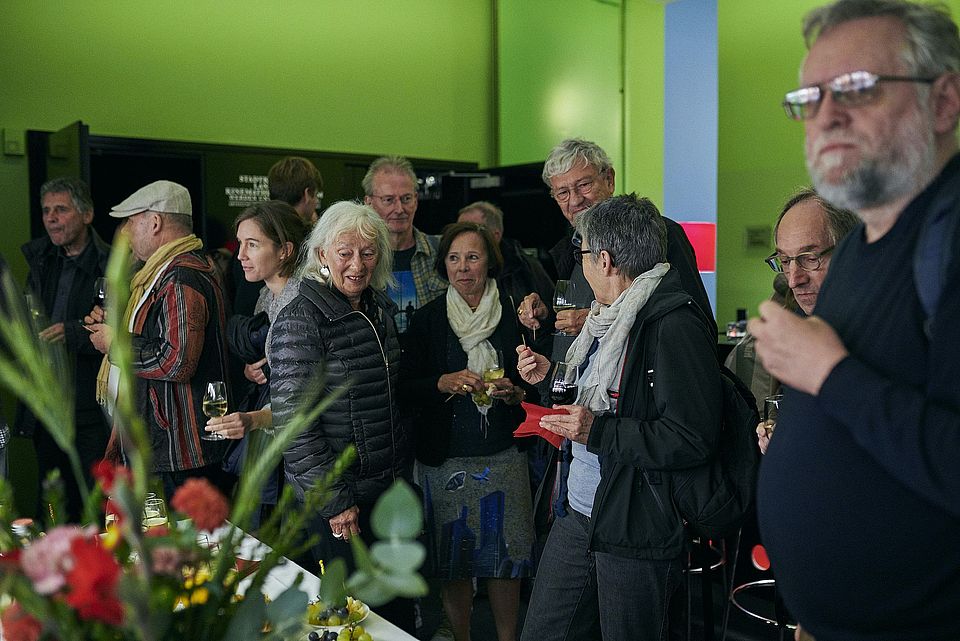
0, 0, 495, 281
715, 0, 960, 325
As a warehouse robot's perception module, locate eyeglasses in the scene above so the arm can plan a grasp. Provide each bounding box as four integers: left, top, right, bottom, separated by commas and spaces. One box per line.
370, 193, 416, 207
764, 246, 835, 273
573, 248, 593, 265
782, 70, 937, 121
551, 173, 605, 203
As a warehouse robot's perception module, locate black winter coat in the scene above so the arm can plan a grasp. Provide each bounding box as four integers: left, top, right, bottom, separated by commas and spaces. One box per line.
270, 279, 407, 518
580, 270, 722, 560
16, 231, 110, 436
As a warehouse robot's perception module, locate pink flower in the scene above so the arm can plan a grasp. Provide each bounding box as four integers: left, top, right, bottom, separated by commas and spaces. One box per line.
150, 546, 182, 576
171, 478, 229, 532
20, 526, 89, 595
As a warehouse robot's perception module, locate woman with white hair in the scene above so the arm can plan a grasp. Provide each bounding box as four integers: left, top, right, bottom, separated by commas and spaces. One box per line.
269, 201, 413, 630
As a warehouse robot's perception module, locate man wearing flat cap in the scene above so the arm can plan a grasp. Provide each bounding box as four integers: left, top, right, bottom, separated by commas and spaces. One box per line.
88, 180, 230, 498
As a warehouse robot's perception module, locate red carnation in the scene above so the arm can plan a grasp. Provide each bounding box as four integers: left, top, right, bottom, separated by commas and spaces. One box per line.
170, 478, 229, 532
64, 537, 124, 626
1, 601, 42, 641
91, 461, 132, 494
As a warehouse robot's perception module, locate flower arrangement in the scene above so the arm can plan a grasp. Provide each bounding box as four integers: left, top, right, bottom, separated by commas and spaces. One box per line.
0, 238, 426, 640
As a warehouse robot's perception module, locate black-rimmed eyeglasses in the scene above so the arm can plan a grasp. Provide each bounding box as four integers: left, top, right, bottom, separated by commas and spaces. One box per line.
765, 246, 835, 273
782, 70, 936, 121
573, 249, 593, 265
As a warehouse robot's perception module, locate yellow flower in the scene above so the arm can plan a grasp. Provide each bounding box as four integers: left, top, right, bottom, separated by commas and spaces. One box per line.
102, 525, 121, 550
190, 587, 210, 605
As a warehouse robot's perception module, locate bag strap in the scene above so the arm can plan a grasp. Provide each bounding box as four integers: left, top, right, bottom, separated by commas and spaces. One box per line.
913, 166, 960, 338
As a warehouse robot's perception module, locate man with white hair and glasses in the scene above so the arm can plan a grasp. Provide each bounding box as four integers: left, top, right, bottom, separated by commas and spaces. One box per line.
750, 1, 960, 639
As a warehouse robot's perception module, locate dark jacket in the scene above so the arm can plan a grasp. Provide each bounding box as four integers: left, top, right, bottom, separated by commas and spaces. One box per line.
498, 237, 555, 315
16, 230, 110, 436
400, 286, 544, 466
129, 250, 230, 471
270, 279, 407, 518
563, 269, 722, 560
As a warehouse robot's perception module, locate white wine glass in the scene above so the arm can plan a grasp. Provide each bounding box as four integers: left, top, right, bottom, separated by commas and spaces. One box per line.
201, 381, 227, 441
94, 277, 107, 309
553, 280, 578, 336
142, 497, 168, 532
763, 393, 783, 437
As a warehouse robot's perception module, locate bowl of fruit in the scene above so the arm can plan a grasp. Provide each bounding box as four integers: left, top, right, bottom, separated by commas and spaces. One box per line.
305, 596, 370, 639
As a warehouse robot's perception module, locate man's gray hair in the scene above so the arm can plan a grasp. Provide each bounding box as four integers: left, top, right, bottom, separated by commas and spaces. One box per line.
804, 0, 960, 77
161, 212, 193, 234
458, 201, 504, 234
542, 138, 613, 186
361, 156, 418, 196
773, 187, 862, 246
574, 193, 666, 280
300, 201, 396, 291
40, 176, 94, 214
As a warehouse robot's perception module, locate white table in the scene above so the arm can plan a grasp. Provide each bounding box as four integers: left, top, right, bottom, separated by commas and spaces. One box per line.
210, 524, 417, 641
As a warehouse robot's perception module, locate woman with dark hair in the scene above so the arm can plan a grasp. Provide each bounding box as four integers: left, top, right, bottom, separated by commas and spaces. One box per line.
204, 200, 309, 526
401, 222, 543, 641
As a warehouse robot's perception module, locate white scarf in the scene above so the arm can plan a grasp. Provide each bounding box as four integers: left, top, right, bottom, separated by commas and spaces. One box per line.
565, 262, 670, 412
446, 278, 502, 416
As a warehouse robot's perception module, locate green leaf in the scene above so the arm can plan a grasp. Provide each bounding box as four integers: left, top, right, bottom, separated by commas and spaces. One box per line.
261, 585, 309, 640
347, 573, 396, 607
318, 557, 348, 608
370, 541, 425, 574
369, 480, 422, 539
349, 535, 374, 571
223, 591, 267, 641
374, 570, 429, 599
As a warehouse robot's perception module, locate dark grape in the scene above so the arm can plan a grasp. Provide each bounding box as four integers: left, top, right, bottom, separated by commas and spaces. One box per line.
337, 607, 349, 618
308, 632, 320, 641
326, 631, 339, 641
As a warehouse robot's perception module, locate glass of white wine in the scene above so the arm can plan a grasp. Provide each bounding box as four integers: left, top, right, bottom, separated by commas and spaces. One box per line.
201, 381, 227, 441
475, 349, 505, 406
142, 497, 168, 532
553, 280, 578, 336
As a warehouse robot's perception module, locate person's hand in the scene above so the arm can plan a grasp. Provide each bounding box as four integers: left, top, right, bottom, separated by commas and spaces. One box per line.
748, 301, 848, 396
795, 623, 816, 641
555, 308, 589, 336
329, 505, 360, 541
205, 412, 253, 440
84, 305, 105, 325
243, 358, 268, 385
85, 323, 113, 354
515, 345, 550, 385
438, 368, 485, 396
38, 322, 65, 343
540, 404, 594, 444
756, 421, 773, 455
488, 377, 525, 405
517, 293, 547, 330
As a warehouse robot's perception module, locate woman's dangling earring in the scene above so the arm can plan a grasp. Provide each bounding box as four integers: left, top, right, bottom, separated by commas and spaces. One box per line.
320, 264, 331, 278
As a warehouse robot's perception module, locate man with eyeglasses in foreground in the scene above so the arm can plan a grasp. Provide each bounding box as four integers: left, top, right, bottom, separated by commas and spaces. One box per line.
517, 138, 713, 344
749, 1, 960, 640
363, 155, 446, 334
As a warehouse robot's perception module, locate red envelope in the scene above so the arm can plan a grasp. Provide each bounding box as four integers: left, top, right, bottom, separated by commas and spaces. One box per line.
514, 402, 566, 449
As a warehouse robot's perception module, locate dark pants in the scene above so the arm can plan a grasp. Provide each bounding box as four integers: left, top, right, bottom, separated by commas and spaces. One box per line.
159, 463, 231, 504
305, 500, 417, 635
521, 507, 683, 641
34, 417, 110, 523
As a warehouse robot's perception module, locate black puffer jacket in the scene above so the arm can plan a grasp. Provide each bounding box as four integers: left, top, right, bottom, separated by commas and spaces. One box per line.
270, 278, 406, 518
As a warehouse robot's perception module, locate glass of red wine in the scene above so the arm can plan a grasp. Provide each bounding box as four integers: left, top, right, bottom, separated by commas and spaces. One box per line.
549, 361, 579, 405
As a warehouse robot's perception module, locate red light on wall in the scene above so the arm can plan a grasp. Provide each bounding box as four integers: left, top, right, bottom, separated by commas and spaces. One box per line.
678, 221, 716, 272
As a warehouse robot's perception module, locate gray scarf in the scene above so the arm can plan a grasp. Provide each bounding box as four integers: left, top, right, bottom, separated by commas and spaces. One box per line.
565, 263, 670, 412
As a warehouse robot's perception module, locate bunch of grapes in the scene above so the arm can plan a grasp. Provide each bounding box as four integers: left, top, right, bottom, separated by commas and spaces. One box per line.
307, 624, 373, 641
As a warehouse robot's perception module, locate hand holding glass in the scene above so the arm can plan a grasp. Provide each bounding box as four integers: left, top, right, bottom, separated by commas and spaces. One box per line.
763, 394, 783, 437
202, 381, 227, 440
553, 280, 578, 336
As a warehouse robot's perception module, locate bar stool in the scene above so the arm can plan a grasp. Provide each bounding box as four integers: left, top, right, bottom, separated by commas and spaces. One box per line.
684, 535, 730, 641
722, 543, 795, 641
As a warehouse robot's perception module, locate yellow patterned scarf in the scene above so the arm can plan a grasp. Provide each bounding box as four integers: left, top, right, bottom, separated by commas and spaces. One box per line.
95, 234, 204, 405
